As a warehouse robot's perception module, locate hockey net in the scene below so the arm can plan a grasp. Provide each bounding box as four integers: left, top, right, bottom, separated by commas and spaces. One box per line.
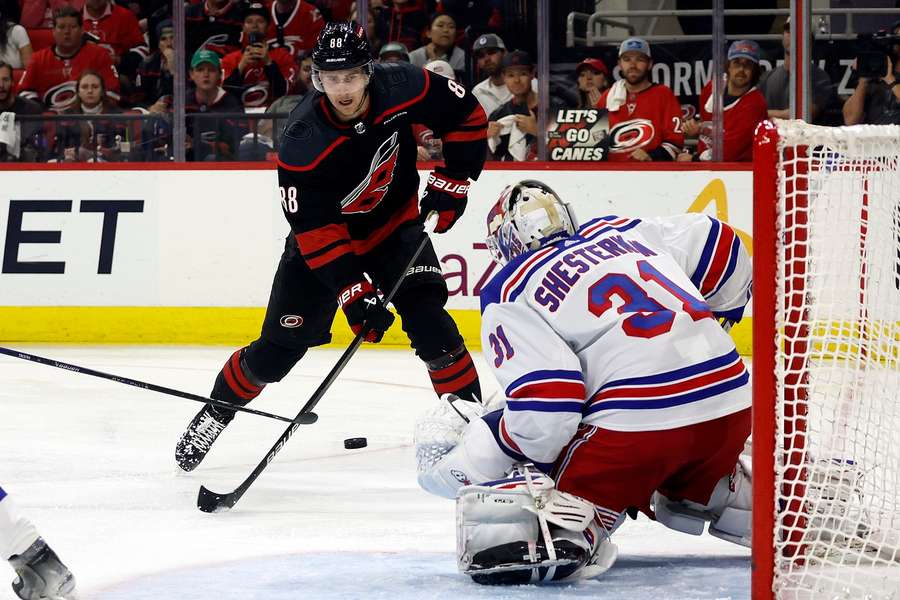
753, 120, 900, 599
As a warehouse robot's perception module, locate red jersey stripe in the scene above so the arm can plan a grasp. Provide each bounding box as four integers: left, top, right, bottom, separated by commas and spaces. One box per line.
373, 69, 431, 124
277, 136, 349, 172
295, 223, 352, 254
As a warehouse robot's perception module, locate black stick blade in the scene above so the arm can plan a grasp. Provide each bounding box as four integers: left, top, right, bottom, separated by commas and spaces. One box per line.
197, 485, 236, 513
296, 411, 318, 425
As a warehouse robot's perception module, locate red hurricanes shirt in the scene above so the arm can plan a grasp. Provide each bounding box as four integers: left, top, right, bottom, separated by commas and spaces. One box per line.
18, 43, 121, 109
221, 46, 296, 107
696, 80, 768, 162
266, 0, 325, 55
82, 3, 148, 61
596, 83, 684, 162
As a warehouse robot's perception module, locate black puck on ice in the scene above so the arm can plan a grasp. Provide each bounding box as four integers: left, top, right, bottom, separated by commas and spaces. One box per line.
344, 437, 367, 449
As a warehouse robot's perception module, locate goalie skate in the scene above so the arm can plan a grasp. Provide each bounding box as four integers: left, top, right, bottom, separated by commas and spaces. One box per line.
9, 538, 75, 600
175, 404, 235, 472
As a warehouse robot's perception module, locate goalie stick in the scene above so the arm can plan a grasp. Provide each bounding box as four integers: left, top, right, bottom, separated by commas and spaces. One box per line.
0, 346, 316, 425
197, 215, 438, 513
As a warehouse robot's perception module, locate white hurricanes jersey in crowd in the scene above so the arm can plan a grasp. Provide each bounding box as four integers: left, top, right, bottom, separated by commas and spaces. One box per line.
478, 214, 752, 471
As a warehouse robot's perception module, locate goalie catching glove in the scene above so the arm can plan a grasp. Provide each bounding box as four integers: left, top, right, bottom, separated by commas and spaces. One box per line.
419, 169, 470, 233
337, 281, 394, 343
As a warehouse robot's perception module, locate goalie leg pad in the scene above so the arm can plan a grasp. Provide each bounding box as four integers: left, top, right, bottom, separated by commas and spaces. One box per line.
456, 471, 607, 585
653, 459, 752, 547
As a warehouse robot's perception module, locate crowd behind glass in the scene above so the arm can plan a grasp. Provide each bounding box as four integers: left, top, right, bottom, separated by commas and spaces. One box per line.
0, 0, 898, 163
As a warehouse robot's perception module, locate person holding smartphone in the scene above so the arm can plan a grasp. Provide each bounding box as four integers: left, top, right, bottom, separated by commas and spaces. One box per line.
221, 2, 297, 109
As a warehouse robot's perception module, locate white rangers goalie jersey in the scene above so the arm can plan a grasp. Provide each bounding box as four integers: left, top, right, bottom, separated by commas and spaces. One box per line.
478, 214, 752, 472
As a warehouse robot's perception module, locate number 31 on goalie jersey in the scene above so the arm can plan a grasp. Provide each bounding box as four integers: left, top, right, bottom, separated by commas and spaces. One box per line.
488, 259, 713, 367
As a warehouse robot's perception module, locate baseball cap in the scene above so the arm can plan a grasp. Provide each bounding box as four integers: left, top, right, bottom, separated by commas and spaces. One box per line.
501, 50, 534, 70
243, 2, 270, 22
191, 48, 221, 70
618, 37, 651, 58
379, 41, 410, 60
575, 57, 609, 76
472, 33, 506, 55
727, 40, 760, 64
424, 59, 455, 80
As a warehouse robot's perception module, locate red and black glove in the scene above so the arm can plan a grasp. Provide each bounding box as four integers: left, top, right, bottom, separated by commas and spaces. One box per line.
419, 169, 470, 233
337, 281, 395, 343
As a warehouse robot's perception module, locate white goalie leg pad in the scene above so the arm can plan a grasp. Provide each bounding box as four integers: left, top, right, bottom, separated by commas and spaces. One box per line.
0, 494, 39, 560
456, 467, 615, 584
653, 458, 752, 547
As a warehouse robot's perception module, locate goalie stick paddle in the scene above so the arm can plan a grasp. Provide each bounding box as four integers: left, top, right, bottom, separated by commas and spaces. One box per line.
197, 217, 437, 513
0, 347, 317, 426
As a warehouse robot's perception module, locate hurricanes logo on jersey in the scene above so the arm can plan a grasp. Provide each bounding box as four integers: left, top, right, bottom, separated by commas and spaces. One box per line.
340, 131, 400, 214
45, 81, 78, 110
608, 118, 655, 155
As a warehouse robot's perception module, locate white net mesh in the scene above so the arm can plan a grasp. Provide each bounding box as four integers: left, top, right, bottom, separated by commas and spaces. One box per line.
772, 120, 900, 599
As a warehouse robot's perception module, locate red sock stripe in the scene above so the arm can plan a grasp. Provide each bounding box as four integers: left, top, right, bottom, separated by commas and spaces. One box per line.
229, 351, 263, 393
429, 356, 478, 395
222, 352, 263, 401
428, 352, 474, 381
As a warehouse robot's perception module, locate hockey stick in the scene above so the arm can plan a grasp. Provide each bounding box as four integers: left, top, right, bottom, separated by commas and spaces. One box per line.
197, 216, 437, 512
0, 346, 317, 426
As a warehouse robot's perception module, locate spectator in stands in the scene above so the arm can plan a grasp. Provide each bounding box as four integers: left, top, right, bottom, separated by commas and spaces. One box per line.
261, 50, 311, 149
186, 0, 244, 57
186, 48, 244, 161
487, 50, 538, 161
18, 6, 120, 110
137, 19, 174, 110
81, 0, 147, 80
471, 33, 507, 115
373, 0, 426, 53
268, 0, 325, 55
596, 37, 683, 162
842, 20, 900, 126
18, 0, 74, 28
758, 18, 834, 123
378, 41, 409, 63
409, 13, 465, 81
681, 40, 767, 162
0, 61, 43, 161
574, 57, 610, 109
221, 2, 296, 109
56, 69, 126, 162
0, 7, 32, 68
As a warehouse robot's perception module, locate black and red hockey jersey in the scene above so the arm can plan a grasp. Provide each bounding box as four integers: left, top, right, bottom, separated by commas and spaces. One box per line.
220, 45, 296, 108
18, 43, 120, 109
277, 62, 487, 295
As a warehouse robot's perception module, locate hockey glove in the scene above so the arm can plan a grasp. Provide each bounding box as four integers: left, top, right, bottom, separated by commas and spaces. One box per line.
419, 169, 470, 233
338, 281, 394, 343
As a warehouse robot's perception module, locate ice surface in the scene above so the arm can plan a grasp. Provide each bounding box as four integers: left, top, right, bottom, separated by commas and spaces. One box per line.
0, 346, 750, 599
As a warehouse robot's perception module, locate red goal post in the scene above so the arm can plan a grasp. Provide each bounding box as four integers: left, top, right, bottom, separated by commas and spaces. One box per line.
752, 119, 900, 599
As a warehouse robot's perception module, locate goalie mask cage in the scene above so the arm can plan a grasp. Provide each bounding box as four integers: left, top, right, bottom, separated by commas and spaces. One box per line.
752, 120, 900, 600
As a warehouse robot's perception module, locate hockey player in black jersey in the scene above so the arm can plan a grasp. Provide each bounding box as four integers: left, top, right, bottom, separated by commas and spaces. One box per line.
176, 21, 488, 471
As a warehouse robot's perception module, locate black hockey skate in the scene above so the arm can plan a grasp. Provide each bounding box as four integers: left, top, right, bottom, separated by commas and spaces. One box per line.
175, 404, 235, 472
9, 538, 75, 600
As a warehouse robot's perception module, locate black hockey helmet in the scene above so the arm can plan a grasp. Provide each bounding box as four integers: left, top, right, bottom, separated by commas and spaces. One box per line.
311, 21, 374, 92
312, 21, 372, 71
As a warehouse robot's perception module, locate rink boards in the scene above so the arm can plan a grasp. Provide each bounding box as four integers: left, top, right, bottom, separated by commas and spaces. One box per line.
0, 163, 753, 354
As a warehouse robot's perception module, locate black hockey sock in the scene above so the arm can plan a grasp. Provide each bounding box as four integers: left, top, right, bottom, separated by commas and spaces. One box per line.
211, 348, 266, 415
425, 345, 481, 403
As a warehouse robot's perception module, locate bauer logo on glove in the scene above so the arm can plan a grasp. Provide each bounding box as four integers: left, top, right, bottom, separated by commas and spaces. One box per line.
420, 169, 471, 233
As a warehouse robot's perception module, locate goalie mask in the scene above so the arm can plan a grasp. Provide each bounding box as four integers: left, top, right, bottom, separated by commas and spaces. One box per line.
485, 180, 578, 266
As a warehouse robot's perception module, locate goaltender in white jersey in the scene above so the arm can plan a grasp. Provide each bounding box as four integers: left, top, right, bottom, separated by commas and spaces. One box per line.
415, 180, 753, 584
